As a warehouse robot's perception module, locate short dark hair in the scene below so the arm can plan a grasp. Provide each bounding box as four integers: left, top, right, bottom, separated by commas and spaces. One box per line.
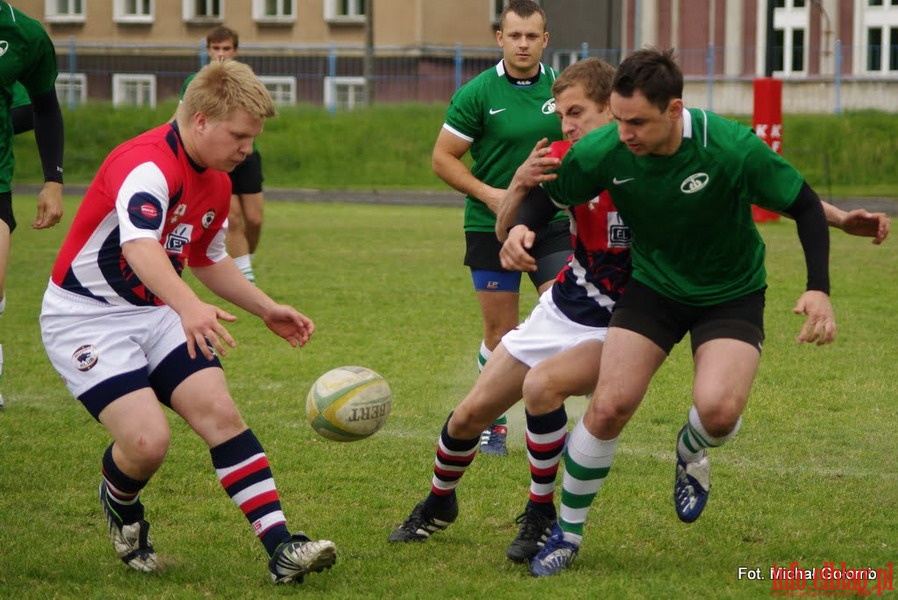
206, 26, 239, 49
500, 0, 547, 31
612, 47, 682, 112
553, 57, 616, 107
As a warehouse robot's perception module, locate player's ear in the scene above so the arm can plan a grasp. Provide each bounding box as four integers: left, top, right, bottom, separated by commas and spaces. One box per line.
667, 98, 684, 121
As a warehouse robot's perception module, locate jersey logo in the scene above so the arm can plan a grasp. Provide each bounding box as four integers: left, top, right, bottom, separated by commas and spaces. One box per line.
680, 173, 710, 194
612, 177, 635, 185
202, 210, 216, 229
72, 344, 99, 372
164, 224, 193, 254
541, 99, 555, 114
489, 107, 507, 115
0, 42, 8, 57
128, 192, 164, 230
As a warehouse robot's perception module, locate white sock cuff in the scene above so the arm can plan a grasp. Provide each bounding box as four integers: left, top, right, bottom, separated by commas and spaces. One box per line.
688, 405, 743, 447
569, 420, 618, 459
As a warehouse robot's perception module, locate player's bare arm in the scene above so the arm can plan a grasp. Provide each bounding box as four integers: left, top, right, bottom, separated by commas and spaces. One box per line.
432, 128, 504, 213
495, 138, 560, 239
499, 225, 538, 272
192, 259, 315, 348
121, 238, 237, 360
821, 201, 890, 244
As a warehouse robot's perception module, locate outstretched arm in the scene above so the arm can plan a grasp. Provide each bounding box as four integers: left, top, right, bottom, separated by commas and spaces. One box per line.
432, 128, 505, 214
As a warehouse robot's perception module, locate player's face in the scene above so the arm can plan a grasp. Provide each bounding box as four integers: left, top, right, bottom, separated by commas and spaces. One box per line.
554, 84, 613, 144
611, 90, 683, 157
497, 12, 548, 78
194, 108, 262, 172
208, 40, 237, 61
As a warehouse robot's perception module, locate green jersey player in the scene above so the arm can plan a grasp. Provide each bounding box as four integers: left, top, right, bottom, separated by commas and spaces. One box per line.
520, 48, 837, 577
0, 2, 65, 408
431, 0, 571, 455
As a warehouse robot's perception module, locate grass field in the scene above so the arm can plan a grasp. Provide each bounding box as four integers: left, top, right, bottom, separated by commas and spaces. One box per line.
0, 197, 895, 599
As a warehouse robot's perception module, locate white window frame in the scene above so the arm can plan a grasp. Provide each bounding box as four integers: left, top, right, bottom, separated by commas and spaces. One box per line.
55, 73, 88, 106
112, 74, 156, 108
45, 0, 86, 24
253, 0, 296, 23
114, 0, 155, 24
551, 50, 580, 73
324, 76, 367, 111
772, 1, 808, 76
182, 0, 224, 23
325, 0, 366, 24
860, 0, 898, 73
260, 76, 297, 106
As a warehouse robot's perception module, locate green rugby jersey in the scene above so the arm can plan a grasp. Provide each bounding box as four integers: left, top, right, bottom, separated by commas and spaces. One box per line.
443, 61, 563, 232
0, 1, 58, 192
543, 108, 804, 305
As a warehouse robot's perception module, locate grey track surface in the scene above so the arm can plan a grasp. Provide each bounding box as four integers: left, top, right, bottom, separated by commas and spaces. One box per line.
14, 184, 898, 214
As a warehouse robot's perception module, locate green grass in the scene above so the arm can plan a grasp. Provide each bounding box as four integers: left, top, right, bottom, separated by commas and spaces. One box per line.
0, 197, 896, 599
11, 104, 898, 196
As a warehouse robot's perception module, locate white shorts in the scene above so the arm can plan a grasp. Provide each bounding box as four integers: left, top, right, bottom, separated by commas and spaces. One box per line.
40, 282, 194, 402
502, 289, 608, 368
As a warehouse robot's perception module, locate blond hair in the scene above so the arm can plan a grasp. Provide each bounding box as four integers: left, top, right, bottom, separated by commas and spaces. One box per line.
553, 57, 616, 108
178, 60, 276, 124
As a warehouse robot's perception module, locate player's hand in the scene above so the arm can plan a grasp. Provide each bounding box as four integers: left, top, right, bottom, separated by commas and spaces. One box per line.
480, 186, 507, 215
33, 181, 64, 229
263, 304, 315, 348
500, 225, 537, 272
839, 209, 890, 244
793, 290, 836, 345
513, 138, 562, 190
179, 301, 238, 360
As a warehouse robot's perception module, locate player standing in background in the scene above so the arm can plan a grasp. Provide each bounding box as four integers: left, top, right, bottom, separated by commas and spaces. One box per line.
431, 0, 571, 455
0, 3, 65, 408
177, 26, 265, 283
40, 61, 335, 585
506, 47, 840, 577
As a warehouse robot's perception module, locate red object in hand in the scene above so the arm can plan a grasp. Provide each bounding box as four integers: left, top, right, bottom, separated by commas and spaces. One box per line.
546, 140, 572, 160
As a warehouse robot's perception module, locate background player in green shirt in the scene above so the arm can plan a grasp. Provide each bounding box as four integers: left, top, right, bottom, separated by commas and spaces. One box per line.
0, 3, 65, 407
431, 0, 571, 455
177, 26, 265, 284
507, 47, 837, 576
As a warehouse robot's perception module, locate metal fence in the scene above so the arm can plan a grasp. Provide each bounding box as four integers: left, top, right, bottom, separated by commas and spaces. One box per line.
53, 39, 898, 114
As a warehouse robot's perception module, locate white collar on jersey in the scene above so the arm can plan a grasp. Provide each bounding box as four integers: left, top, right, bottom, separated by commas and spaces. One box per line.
681, 106, 709, 147
495, 60, 546, 78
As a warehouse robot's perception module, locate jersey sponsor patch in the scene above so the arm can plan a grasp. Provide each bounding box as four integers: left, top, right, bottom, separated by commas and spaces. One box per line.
72, 344, 99, 372
127, 192, 164, 230
680, 173, 710, 194
164, 223, 193, 254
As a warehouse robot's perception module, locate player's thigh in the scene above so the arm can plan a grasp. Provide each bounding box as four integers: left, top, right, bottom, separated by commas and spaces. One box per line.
692, 338, 760, 428
240, 192, 264, 227
525, 339, 604, 405
450, 343, 530, 438
169, 367, 246, 447
585, 326, 667, 435
98, 388, 172, 462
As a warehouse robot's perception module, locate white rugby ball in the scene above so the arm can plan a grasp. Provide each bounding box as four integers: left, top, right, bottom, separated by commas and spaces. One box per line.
306, 366, 392, 442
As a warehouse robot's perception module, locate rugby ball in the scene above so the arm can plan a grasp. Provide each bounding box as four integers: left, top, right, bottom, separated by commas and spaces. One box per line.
306, 366, 392, 442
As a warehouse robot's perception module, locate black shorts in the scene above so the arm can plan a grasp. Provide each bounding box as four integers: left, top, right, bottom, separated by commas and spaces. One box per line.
610, 279, 765, 355
0, 191, 14, 232
464, 219, 572, 289
229, 151, 263, 195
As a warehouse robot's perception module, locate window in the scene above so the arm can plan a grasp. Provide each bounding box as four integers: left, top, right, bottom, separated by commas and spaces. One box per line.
55, 73, 87, 107
324, 76, 366, 111
772, 0, 807, 75
114, 0, 154, 23
112, 74, 156, 108
260, 76, 296, 106
45, 0, 85, 23
867, 27, 898, 71
183, 0, 222, 22
551, 50, 580, 73
891, 28, 898, 69
253, 0, 295, 22
325, 0, 366, 23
